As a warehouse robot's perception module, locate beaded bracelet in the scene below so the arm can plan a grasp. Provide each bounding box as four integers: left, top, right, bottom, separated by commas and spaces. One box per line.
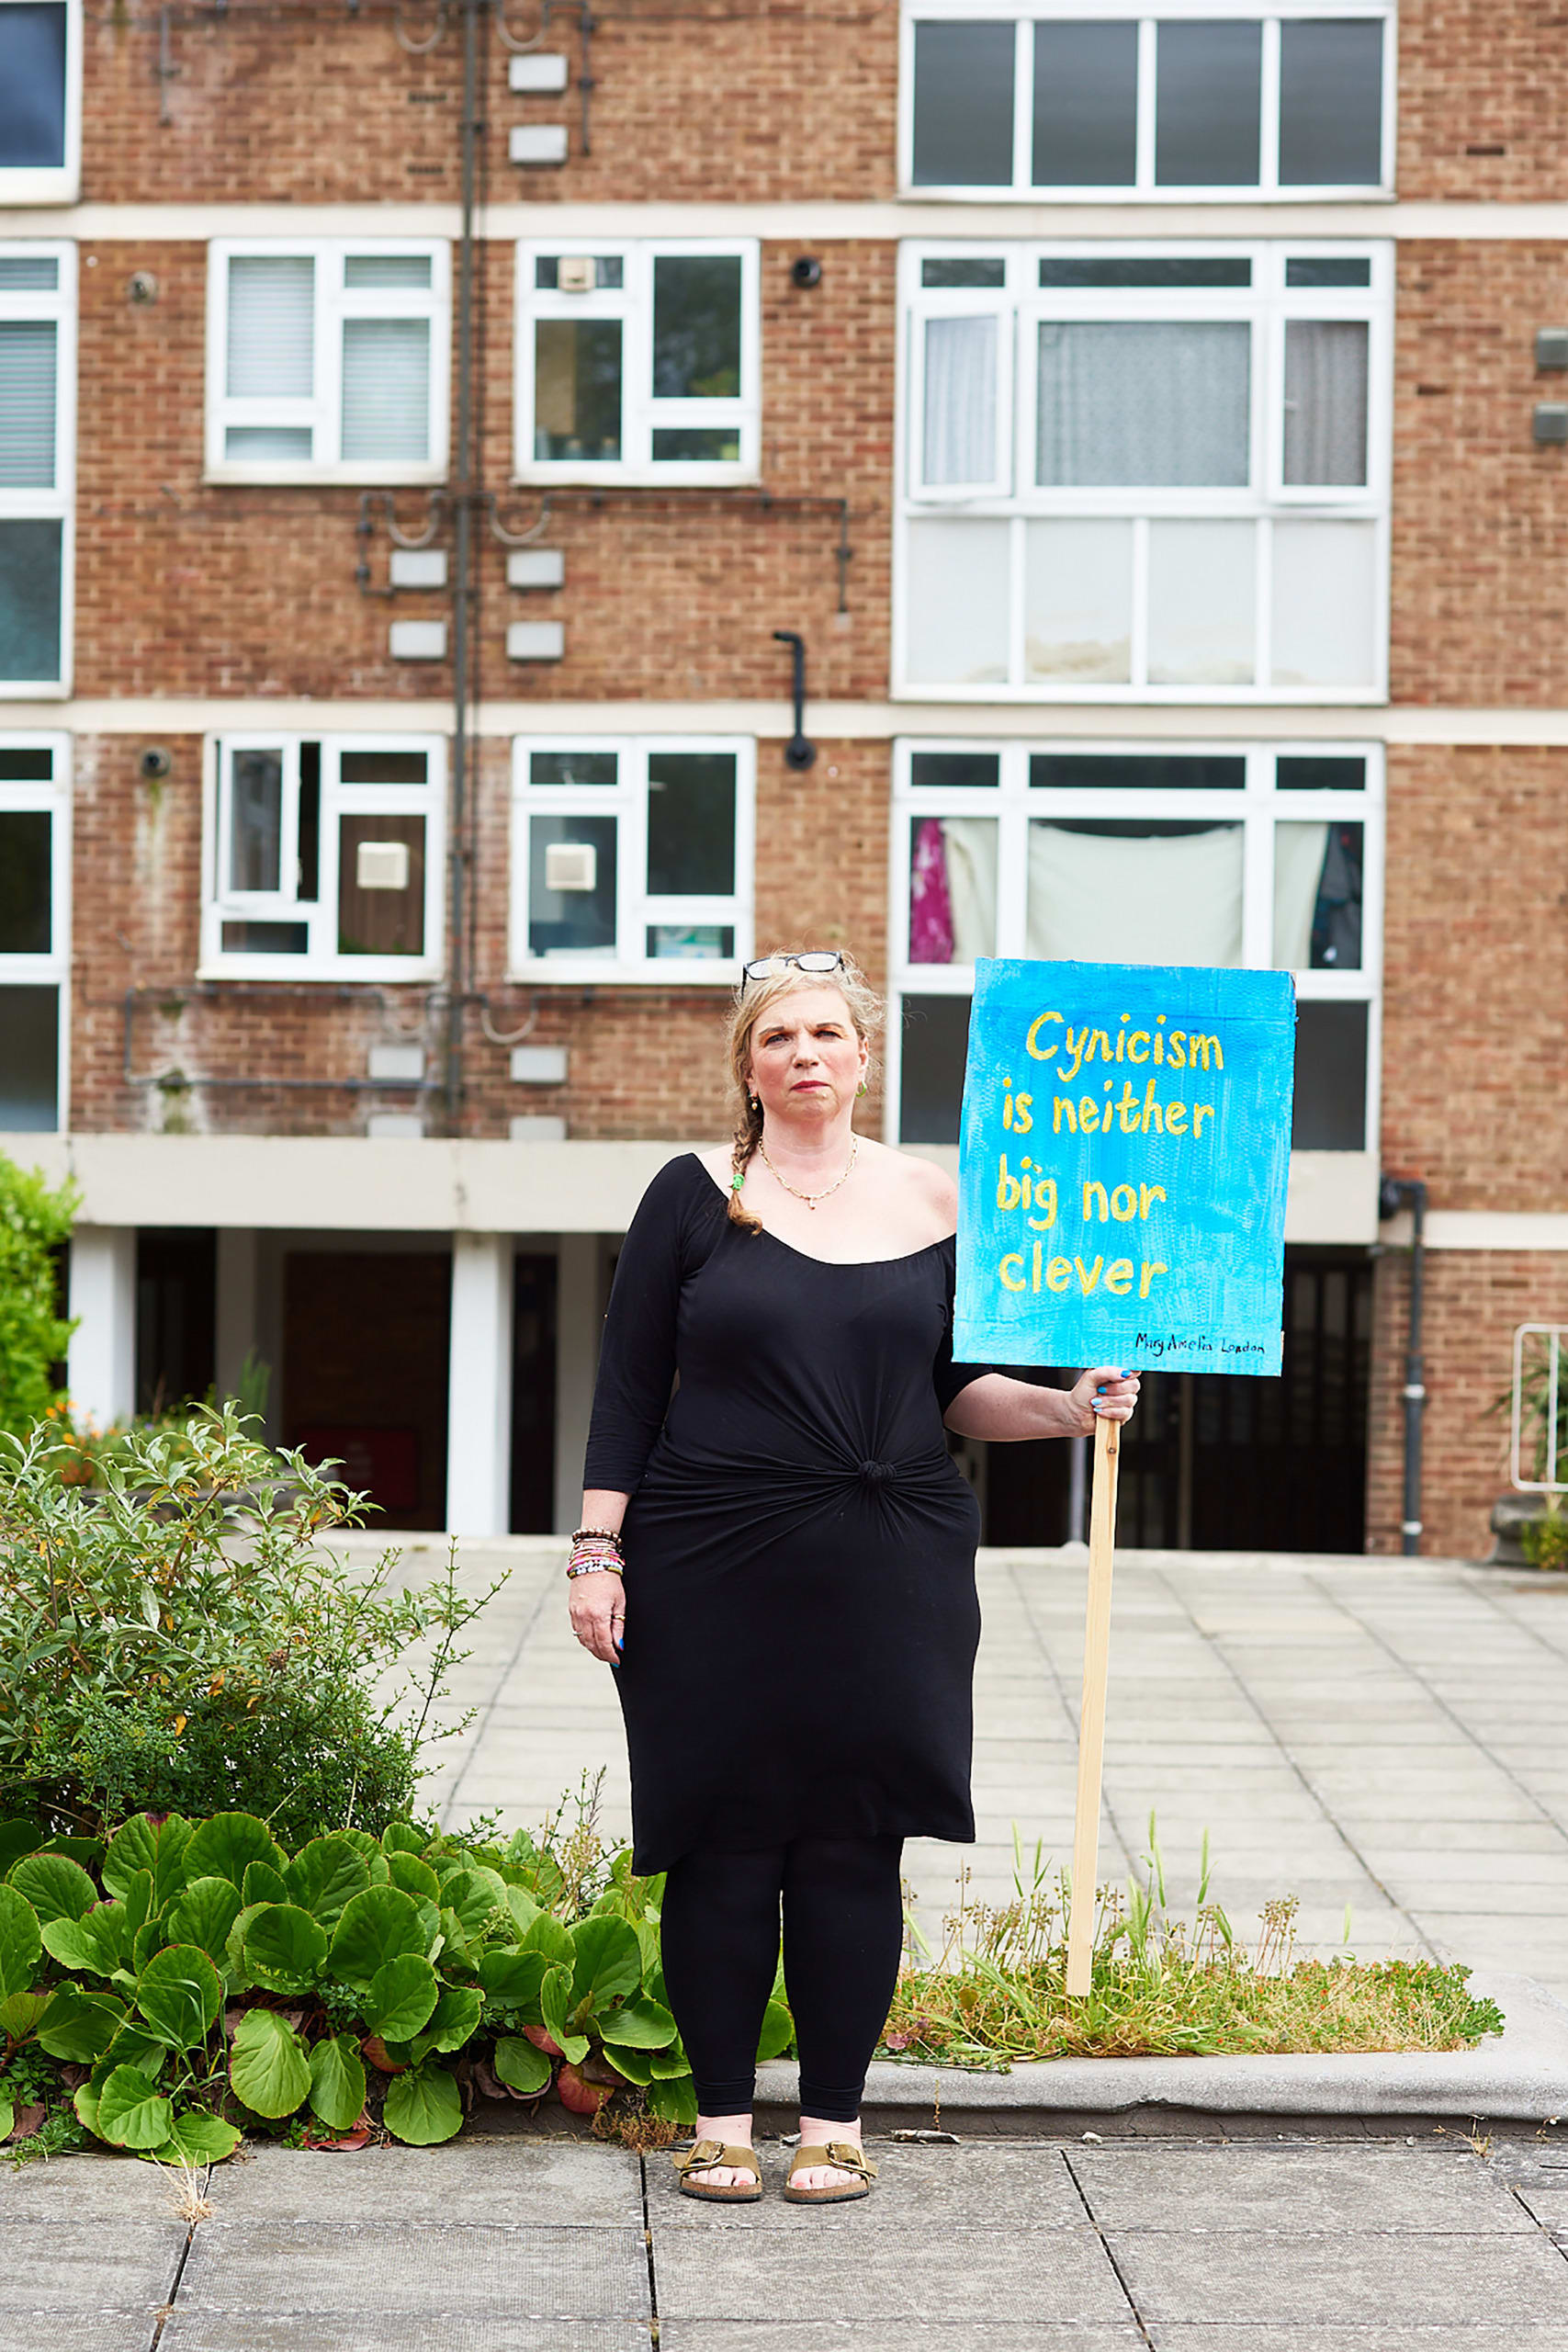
566, 1555, 623, 1579
571, 1524, 624, 1546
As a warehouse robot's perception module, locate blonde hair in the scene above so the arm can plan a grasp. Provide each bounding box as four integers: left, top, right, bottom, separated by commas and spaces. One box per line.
724, 952, 884, 1232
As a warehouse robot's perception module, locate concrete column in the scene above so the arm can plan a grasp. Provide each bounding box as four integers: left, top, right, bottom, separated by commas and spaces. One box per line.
553, 1231, 603, 1533
446, 1232, 514, 1536
215, 1227, 260, 1412
67, 1226, 137, 1429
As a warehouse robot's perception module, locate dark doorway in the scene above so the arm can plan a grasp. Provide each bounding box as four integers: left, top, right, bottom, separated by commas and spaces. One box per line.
510, 1252, 558, 1532
136, 1229, 217, 1416
283, 1249, 452, 1530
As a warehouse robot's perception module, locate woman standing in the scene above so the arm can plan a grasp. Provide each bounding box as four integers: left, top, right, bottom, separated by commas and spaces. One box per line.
568, 950, 1138, 2203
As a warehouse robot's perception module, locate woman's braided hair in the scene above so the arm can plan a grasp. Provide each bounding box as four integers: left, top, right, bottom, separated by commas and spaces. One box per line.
723, 951, 884, 1233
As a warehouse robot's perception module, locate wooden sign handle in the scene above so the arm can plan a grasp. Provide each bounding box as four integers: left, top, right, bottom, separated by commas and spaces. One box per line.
1066, 1407, 1121, 1998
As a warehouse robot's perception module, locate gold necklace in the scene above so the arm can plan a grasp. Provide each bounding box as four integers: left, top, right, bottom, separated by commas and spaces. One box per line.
757, 1131, 858, 1211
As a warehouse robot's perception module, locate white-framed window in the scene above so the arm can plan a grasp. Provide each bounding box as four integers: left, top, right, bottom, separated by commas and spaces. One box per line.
201, 733, 446, 981
0, 244, 74, 697
0, 3, 80, 205
902, 4, 1394, 199
509, 737, 755, 983
897, 241, 1391, 702
206, 241, 451, 485
514, 241, 761, 485
0, 732, 70, 1132
888, 738, 1381, 1150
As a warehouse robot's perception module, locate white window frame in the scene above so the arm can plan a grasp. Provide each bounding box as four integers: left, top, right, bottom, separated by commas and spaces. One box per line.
886, 735, 1382, 1151
0, 730, 71, 1135
508, 734, 756, 984
201, 730, 446, 981
0, 242, 74, 699
899, 2, 1396, 202
896, 239, 1392, 703
205, 240, 451, 486
0, 0, 81, 206
514, 240, 761, 487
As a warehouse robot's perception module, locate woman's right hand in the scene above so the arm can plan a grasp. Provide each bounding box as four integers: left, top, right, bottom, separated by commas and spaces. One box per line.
569, 1568, 626, 1665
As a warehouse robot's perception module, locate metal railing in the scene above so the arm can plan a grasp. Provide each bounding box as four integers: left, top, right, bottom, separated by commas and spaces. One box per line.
1510, 1323, 1568, 1493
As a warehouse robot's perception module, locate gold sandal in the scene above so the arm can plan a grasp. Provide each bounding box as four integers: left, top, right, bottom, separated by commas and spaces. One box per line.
673, 2137, 763, 2203
783, 2141, 879, 2205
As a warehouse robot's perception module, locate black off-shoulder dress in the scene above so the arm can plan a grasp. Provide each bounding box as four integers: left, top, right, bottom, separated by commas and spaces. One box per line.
582, 1152, 997, 1875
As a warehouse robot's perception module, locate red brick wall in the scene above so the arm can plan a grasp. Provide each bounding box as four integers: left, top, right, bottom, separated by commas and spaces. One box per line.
1396, 1, 1568, 201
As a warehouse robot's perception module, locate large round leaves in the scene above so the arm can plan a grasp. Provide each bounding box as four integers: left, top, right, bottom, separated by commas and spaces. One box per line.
8, 1852, 96, 1928
102, 1814, 192, 1907
135, 1944, 224, 2052
230, 2006, 311, 2119
569, 1915, 641, 2015
477, 1949, 548, 2013
152, 2111, 243, 2166
36, 1987, 126, 2064
284, 1835, 370, 1929
308, 2032, 367, 2134
492, 2035, 552, 2096
539, 1964, 589, 2066
437, 1868, 507, 1938
0, 1883, 41, 1999
598, 1997, 677, 2052
243, 1905, 330, 1995
96, 2064, 175, 2151
386, 1852, 440, 1903
382, 2061, 462, 2145
327, 1885, 427, 1989
185, 1813, 286, 1893
165, 1876, 244, 1964
362, 1952, 440, 2043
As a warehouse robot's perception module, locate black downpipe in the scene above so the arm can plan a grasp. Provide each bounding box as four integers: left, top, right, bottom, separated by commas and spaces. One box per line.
772, 630, 816, 770
1379, 1174, 1427, 1555
446, 0, 479, 1131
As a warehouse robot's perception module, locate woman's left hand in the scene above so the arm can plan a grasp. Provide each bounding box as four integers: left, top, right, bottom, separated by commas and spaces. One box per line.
1067, 1365, 1141, 1431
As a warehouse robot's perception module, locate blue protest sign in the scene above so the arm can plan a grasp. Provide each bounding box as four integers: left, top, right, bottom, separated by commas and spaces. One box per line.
953, 958, 1295, 1376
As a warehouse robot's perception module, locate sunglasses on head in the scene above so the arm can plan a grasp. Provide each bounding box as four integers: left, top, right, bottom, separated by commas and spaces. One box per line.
742, 951, 846, 987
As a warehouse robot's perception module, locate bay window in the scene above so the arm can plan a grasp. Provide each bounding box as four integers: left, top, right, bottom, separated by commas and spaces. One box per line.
203, 735, 446, 980
0, 734, 68, 1130
903, 6, 1393, 198
510, 738, 754, 981
890, 741, 1380, 1150
898, 242, 1390, 700
0, 245, 73, 695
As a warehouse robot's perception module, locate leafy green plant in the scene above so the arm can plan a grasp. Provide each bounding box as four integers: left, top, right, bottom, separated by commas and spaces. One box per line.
0, 1155, 78, 1442
0, 1404, 507, 1847
1521, 1497, 1568, 1572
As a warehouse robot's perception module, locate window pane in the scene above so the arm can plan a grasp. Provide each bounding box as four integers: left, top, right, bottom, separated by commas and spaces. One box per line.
647, 922, 733, 959
226, 256, 314, 399
0, 747, 52, 779
1031, 752, 1246, 790
229, 750, 284, 894
1280, 19, 1383, 187
1277, 755, 1365, 791
1027, 819, 1245, 964
529, 814, 618, 956
220, 920, 308, 956
341, 318, 430, 463
0, 518, 61, 683
225, 425, 314, 463
0, 984, 57, 1128
898, 993, 972, 1145
1036, 322, 1249, 488
1039, 258, 1251, 288
911, 21, 1015, 187
1024, 518, 1133, 684
0, 322, 55, 487
0, 258, 57, 291
1155, 20, 1262, 187
340, 751, 428, 784
1293, 1000, 1366, 1149
0, 6, 67, 169
923, 314, 998, 486
909, 815, 997, 963
1032, 20, 1137, 187
904, 519, 1010, 685
1147, 520, 1256, 685
1270, 520, 1377, 686
530, 750, 617, 786
344, 254, 433, 289
651, 426, 740, 461
652, 256, 741, 399
1286, 256, 1371, 289
1276, 820, 1362, 970
0, 809, 51, 952
535, 255, 624, 291
338, 815, 426, 956
534, 319, 621, 460
910, 752, 999, 789
921, 258, 1006, 289
1283, 321, 1368, 487
647, 752, 736, 896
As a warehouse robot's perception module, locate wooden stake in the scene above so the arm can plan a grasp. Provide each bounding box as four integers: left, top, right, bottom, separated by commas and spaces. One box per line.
1066, 1408, 1121, 1998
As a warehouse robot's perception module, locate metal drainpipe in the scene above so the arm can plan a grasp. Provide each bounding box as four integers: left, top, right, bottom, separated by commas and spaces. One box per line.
446, 0, 480, 1132
1379, 1174, 1427, 1555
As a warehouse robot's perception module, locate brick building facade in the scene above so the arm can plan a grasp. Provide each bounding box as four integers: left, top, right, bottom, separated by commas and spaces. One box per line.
1, 0, 1562, 1553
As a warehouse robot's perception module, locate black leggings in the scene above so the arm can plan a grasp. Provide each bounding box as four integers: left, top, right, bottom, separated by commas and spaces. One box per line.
659, 1834, 904, 2125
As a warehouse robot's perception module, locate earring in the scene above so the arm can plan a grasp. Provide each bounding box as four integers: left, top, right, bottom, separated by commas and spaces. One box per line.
856, 1080, 867, 1097
750, 1096, 761, 1111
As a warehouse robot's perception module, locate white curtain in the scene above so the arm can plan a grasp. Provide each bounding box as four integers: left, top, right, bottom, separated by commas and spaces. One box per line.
226, 255, 314, 399
943, 817, 998, 960
1272, 820, 1329, 969
1025, 822, 1245, 964
923, 314, 998, 486
0, 322, 55, 488
1036, 321, 1250, 486
1283, 321, 1368, 485
342, 318, 431, 463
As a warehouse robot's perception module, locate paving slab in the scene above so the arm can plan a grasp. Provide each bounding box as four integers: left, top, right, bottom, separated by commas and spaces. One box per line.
0, 2322, 167, 2352
0, 2151, 190, 2219
1148, 2335, 1568, 2352
1109, 2229, 1568, 2326
656, 2329, 1144, 2351
177, 2218, 650, 2321
1068, 2143, 1531, 2233
651, 2224, 1130, 2324
0, 2219, 186, 2309
160, 2324, 649, 2352
209, 2138, 644, 2224
648, 2141, 1087, 2229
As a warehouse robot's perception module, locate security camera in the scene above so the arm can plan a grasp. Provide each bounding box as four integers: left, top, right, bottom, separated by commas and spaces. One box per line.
791, 256, 823, 290
140, 747, 173, 780
127, 270, 159, 306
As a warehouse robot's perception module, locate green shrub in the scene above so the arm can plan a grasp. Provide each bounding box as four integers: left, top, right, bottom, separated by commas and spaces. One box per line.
1521, 1501, 1568, 1573
0, 1404, 506, 1849
0, 1156, 78, 1441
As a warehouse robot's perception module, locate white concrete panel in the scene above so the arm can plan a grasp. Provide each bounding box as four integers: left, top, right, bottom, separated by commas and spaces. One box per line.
554, 1231, 603, 1535
510, 125, 569, 165
507, 548, 566, 590
447, 1232, 514, 1536
67, 1226, 136, 1428
389, 620, 447, 662
509, 53, 569, 90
